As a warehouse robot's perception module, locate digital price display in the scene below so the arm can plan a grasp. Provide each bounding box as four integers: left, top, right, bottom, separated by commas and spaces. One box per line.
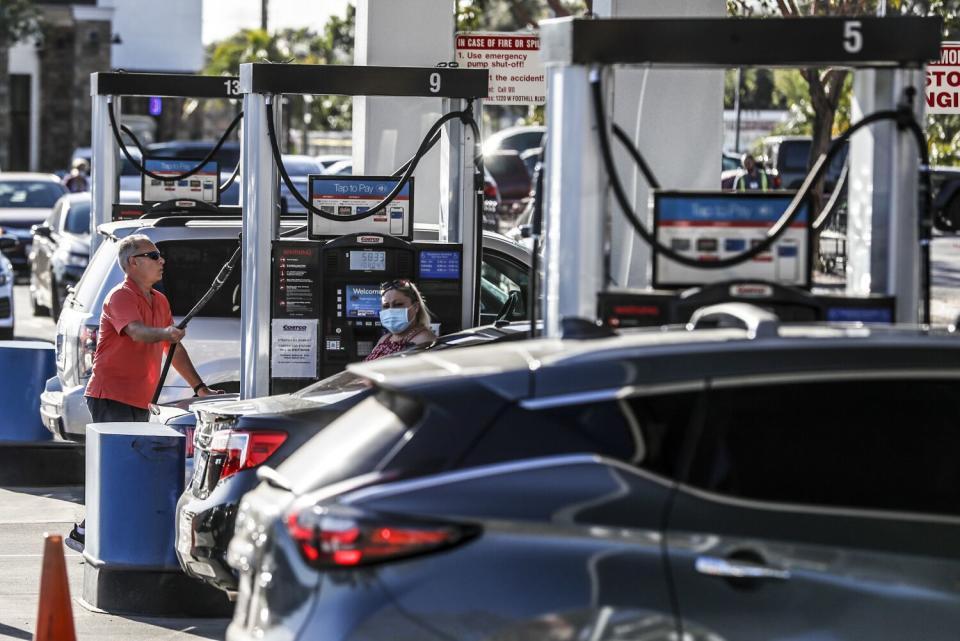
345, 285, 382, 318
419, 250, 461, 280
653, 191, 811, 289
142, 158, 219, 205
309, 176, 414, 240
349, 250, 386, 272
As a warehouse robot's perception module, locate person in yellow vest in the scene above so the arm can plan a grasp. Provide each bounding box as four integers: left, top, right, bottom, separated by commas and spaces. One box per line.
733, 153, 770, 191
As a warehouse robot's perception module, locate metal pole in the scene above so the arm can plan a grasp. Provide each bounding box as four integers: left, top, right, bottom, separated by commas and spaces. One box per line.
239, 69, 276, 399
89, 89, 118, 254
542, 64, 605, 337
734, 67, 744, 152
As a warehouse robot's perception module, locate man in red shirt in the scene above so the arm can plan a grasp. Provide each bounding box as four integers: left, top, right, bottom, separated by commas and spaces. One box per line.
68, 234, 221, 551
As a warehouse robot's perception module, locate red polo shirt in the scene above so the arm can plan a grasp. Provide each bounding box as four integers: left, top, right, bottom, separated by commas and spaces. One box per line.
85, 277, 173, 409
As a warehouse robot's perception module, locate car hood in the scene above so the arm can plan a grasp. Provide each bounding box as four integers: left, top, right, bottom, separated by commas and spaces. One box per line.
0, 208, 49, 228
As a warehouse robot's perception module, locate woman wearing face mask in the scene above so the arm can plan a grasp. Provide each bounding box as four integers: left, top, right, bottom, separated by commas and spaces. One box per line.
364, 279, 437, 361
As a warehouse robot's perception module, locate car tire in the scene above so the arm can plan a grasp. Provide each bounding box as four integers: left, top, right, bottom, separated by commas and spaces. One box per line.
50, 274, 62, 321
32, 290, 49, 317
0, 327, 14, 340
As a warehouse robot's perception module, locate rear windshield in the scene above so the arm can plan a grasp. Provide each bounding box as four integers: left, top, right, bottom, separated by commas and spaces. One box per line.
278, 392, 422, 494
780, 142, 812, 171
157, 239, 241, 317
64, 201, 91, 234
0, 181, 65, 208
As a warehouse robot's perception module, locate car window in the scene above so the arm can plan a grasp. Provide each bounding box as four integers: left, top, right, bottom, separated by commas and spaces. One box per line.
780, 142, 812, 171
480, 251, 529, 321
0, 181, 65, 208
64, 201, 91, 235
283, 158, 324, 175
460, 392, 698, 478
74, 237, 118, 309
157, 239, 241, 317
685, 379, 960, 516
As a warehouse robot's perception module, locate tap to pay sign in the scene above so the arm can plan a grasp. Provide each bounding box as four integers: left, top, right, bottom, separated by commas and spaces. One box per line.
927, 43, 960, 114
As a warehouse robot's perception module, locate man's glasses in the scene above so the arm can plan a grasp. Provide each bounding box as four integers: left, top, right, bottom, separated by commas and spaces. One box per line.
381, 279, 410, 293
131, 251, 162, 261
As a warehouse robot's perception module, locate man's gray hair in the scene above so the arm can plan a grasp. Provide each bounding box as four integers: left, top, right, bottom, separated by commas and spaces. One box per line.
117, 234, 152, 272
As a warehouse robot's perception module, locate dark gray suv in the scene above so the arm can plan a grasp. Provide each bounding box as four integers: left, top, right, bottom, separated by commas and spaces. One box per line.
226, 320, 960, 641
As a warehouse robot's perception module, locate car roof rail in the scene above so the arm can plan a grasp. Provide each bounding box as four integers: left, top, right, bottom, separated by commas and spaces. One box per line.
150, 213, 308, 228
687, 303, 780, 339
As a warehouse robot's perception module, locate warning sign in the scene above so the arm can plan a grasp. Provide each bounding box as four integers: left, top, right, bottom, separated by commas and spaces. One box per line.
927, 42, 960, 115
455, 31, 545, 105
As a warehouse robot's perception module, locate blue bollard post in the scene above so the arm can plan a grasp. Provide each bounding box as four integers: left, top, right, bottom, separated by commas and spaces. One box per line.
0, 340, 55, 442
81, 422, 231, 616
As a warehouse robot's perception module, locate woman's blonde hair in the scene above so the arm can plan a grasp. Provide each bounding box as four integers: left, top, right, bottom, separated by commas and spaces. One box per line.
382, 279, 433, 329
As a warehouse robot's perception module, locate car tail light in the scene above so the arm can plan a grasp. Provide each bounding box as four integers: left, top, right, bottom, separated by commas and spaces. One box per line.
78, 324, 98, 381
773, 175, 782, 189
483, 178, 500, 201
285, 505, 476, 568
209, 429, 287, 481
185, 426, 195, 459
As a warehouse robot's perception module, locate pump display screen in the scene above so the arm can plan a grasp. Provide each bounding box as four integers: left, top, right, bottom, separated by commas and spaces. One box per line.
349, 250, 386, 272
653, 191, 811, 289
344, 285, 382, 318
142, 158, 219, 205
309, 176, 413, 240
419, 250, 461, 280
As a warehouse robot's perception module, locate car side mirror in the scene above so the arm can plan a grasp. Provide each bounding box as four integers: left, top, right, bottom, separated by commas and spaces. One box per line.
31, 225, 52, 239
0, 236, 18, 250
934, 178, 960, 233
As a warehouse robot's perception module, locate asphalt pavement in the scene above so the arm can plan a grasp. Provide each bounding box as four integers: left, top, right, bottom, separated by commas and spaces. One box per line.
1, 286, 229, 639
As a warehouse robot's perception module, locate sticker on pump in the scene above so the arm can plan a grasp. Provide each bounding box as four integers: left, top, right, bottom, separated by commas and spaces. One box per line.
730, 284, 774, 298
175, 200, 197, 207
357, 235, 384, 244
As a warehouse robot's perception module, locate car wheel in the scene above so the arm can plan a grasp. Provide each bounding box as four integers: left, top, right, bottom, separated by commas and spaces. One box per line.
50, 274, 62, 321
32, 290, 49, 317
0, 327, 14, 340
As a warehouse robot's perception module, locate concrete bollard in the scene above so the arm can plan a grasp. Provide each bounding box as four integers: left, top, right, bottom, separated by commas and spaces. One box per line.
81, 422, 231, 616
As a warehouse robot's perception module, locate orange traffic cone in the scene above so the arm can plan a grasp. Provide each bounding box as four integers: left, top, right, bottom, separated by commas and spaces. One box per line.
33, 534, 77, 641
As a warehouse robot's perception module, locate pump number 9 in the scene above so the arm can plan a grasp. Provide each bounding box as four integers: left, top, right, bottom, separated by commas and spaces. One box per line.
429, 72, 441, 93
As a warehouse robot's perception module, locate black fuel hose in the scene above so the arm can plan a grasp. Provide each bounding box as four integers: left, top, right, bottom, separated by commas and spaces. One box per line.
108, 97, 243, 183
150, 242, 242, 406
593, 70, 928, 273
266, 96, 480, 222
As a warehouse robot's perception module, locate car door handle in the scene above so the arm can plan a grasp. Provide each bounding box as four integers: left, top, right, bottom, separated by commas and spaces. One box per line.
695, 556, 791, 581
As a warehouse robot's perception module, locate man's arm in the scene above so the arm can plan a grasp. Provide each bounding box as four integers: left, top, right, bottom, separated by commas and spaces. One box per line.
171, 344, 221, 397
124, 321, 184, 344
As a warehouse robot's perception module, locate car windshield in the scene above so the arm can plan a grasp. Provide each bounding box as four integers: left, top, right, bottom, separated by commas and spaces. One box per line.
0, 181, 65, 208
293, 369, 372, 401
64, 201, 91, 234
283, 158, 325, 176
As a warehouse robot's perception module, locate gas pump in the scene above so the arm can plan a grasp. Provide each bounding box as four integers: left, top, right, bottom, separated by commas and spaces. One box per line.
536, 16, 941, 334
237, 64, 488, 398
89, 73, 243, 243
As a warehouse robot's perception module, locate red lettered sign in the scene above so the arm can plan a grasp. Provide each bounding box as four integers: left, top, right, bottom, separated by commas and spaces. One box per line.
927, 42, 960, 115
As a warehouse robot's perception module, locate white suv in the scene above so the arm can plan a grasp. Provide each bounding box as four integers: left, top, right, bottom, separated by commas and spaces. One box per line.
40, 217, 245, 441
40, 216, 531, 441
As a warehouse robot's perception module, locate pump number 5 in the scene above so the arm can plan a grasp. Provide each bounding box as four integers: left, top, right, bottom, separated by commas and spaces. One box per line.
843, 20, 863, 54
429, 72, 441, 94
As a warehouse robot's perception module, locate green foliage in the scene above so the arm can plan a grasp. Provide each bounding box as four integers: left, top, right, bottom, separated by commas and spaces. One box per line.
0, 0, 41, 46
204, 4, 355, 131
456, 0, 587, 31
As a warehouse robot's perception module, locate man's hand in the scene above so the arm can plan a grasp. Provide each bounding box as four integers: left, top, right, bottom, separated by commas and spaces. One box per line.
197, 385, 225, 397
164, 326, 185, 344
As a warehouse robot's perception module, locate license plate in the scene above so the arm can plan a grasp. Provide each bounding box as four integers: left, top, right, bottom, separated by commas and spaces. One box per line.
192, 452, 208, 491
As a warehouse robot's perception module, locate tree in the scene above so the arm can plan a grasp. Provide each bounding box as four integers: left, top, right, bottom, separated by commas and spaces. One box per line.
456, 0, 588, 31
204, 4, 355, 135
0, 0, 41, 46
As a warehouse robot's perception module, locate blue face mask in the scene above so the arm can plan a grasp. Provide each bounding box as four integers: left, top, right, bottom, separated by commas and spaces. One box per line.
379, 307, 412, 334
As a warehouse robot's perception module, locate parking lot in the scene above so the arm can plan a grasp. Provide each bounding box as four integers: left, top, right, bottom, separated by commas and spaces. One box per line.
0, 285, 227, 639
